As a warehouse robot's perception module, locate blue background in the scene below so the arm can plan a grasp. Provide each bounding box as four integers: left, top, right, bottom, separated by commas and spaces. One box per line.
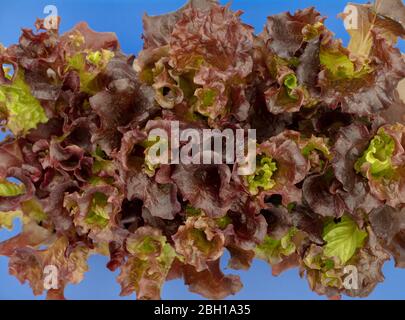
1, 0, 405, 300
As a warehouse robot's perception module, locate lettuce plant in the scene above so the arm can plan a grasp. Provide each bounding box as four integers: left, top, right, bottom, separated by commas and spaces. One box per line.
0, 0, 405, 300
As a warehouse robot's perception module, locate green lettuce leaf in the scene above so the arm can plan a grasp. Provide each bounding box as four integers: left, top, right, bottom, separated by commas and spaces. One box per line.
355, 128, 395, 178
0, 71, 48, 136
320, 47, 370, 81
255, 228, 297, 265
323, 216, 368, 264
283, 73, 299, 99
302, 136, 331, 160
215, 215, 232, 229
66, 49, 114, 94
0, 179, 26, 197
21, 199, 47, 223
86, 49, 114, 67
85, 192, 110, 228
185, 205, 203, 217
246, 156, 277, 195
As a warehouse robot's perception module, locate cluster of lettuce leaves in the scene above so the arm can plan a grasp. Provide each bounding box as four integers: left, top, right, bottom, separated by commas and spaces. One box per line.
1, 0, 405, 300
